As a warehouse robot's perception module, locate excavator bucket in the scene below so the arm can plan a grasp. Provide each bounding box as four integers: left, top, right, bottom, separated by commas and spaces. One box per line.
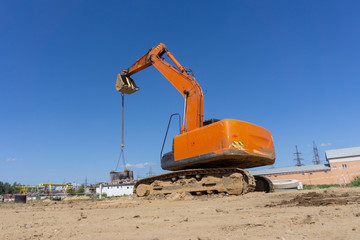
116, 74, 139, 94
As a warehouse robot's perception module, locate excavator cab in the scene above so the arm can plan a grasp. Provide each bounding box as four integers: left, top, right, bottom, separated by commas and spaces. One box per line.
116, 74, 139, 94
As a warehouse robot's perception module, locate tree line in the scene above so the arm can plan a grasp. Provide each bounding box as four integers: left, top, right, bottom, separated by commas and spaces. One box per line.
0, 181, 21, 194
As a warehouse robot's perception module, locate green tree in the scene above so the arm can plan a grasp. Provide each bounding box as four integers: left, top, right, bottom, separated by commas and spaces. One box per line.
66, 187, 76, 195
77, 184, 85, 194
11, 182, 21, 194
350, 176, 360, 187
0, 181, 22, 194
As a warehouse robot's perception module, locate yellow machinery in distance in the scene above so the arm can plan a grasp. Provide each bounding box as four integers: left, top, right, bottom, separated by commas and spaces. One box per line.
16, 183, 74, 195
39, 183, 73, 191
15, 186, 45, 194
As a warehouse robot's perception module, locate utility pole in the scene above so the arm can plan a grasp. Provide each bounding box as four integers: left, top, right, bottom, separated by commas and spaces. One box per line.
312, 141, 321, 165
136, 171, 141, 180
84, 176, 88, 187
148, 166, 153, 177
294, 145, 304, 167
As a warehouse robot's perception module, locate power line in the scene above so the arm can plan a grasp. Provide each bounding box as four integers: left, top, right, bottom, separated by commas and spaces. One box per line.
294, 145, 304, 167
312, 141, 321, 165
115, 93, 127, 171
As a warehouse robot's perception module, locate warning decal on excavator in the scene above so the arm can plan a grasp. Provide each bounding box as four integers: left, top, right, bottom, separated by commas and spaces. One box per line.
232, 141, 244, 150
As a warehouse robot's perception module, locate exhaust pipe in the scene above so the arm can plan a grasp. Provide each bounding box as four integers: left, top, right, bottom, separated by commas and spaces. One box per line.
116, 74, 139, 94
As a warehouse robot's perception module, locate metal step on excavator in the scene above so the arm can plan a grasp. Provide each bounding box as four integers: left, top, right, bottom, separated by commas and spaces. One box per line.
116, 43, 275, 197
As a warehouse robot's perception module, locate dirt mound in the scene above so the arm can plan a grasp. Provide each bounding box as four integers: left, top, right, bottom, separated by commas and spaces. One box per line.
63, 196, 90, 201
267, 190, 360, 207
143, 192, 195, 200
166, 192, 194, 200
143, 192, 228, 201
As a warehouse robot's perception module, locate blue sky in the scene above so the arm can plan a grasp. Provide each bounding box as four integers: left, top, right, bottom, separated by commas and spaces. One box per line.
1, 1, 359, 185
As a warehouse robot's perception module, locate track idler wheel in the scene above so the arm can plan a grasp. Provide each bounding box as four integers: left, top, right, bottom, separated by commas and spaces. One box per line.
254, 176, 274, 193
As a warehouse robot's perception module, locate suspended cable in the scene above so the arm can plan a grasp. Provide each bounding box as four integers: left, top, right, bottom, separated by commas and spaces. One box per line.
115, 93, 127, 171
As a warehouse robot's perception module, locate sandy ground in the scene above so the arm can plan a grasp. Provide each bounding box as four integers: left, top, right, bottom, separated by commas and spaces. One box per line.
1, 187, 360, 240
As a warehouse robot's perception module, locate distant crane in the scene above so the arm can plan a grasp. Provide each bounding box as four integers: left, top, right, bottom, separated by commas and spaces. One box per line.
16, 186, 45, 194
39, 183, 73, 191
294, 145, 304, 167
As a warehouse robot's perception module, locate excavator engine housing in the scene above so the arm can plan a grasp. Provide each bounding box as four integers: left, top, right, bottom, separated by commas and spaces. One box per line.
161, 119, 275, 171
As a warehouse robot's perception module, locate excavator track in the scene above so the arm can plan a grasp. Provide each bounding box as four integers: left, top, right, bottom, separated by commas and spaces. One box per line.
254, 175, 274, 193
134, 168, 260, 197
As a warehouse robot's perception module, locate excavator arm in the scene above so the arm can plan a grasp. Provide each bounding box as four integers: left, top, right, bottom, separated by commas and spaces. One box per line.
116, 43, 204, 132
121, 43, 167, 76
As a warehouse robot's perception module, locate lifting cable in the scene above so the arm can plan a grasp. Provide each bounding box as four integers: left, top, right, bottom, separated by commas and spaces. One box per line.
115, 93, 126, 171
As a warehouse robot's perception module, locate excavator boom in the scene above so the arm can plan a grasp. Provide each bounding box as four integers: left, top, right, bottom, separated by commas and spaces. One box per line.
122, 43, 167, 76
117, 43, 203, 132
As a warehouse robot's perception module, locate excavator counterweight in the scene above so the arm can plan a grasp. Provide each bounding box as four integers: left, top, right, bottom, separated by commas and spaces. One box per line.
116, 43, 275, 197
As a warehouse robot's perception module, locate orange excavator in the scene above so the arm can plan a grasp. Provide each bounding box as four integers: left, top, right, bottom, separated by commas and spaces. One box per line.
116, 43, 275, 197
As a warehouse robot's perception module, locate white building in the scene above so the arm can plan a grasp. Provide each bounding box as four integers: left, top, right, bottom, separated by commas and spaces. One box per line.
96, 183, 134, 197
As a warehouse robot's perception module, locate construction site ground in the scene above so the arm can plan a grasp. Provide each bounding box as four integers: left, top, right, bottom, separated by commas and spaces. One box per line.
1, 187, 360, 240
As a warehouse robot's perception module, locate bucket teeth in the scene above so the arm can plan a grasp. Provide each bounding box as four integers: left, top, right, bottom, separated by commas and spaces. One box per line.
116, 74, 139, 94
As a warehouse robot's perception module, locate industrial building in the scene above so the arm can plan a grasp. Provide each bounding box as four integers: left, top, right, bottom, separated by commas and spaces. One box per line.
95, 170, 135, 197
96, 183, 134, 197
250, 146, 360, 185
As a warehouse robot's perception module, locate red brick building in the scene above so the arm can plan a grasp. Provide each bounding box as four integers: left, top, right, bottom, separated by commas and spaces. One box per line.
250, 146, 360, 185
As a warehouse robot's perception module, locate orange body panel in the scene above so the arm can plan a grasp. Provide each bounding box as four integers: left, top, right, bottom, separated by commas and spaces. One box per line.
172, 119, 275, 169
